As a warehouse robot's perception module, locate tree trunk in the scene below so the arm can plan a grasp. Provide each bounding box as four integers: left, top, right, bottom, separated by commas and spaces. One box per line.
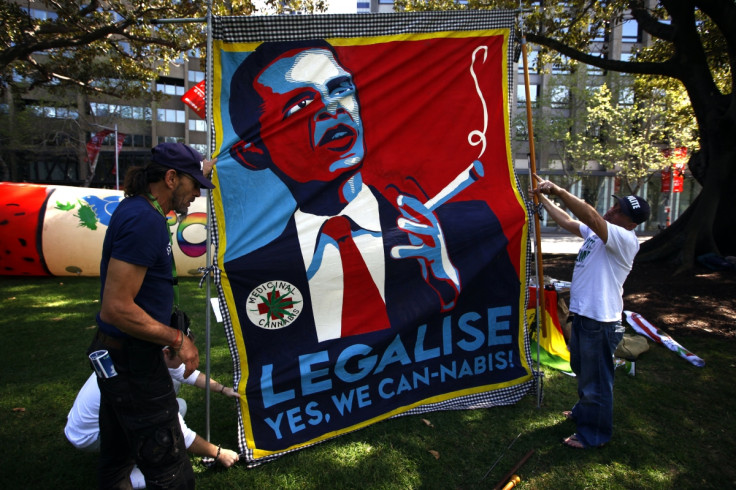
77, 93, 90, 186
635, 0, 736, 272
638, 127, 736, 271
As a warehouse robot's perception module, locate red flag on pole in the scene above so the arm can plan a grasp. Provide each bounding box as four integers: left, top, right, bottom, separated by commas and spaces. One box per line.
661, 148, 687, 193
115, 132, 125, 153
181, 80, 206, 119
86, 130, 112, 166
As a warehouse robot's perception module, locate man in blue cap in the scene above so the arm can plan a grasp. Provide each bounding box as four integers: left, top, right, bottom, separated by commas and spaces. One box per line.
531, 174, 650, 449
87, 142, 215, 488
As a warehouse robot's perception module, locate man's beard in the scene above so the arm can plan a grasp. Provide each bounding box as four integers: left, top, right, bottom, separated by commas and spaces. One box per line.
173, 201, 190, 217
172, 186, 192, 216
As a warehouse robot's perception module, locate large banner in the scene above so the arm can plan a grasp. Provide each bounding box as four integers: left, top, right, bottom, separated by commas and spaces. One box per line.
210, 11, 532, 464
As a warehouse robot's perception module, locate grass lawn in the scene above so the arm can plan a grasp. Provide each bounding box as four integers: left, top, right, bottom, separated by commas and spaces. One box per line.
1, 276, 734, 489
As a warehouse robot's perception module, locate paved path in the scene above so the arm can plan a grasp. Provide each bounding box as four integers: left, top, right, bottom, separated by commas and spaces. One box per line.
538, 232, 652, 254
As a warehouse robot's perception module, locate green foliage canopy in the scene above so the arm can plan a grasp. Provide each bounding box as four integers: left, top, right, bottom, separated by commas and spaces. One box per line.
0, 0, 326, 98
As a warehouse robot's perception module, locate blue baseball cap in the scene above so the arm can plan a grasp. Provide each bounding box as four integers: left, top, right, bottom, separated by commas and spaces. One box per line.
151, 143, 214, 189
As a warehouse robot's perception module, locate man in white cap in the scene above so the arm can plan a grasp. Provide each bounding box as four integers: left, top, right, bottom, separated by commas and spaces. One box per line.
531, 174, 650, 449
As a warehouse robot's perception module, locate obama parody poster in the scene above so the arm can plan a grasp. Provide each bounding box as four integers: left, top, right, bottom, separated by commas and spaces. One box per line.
209, 10, 532, 464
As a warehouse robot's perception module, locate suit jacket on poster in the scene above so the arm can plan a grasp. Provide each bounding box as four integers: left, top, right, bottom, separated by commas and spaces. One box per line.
224, 186, 520, 345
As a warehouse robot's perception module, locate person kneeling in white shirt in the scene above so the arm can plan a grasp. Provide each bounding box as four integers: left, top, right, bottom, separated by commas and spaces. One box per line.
65, 347, 240, 488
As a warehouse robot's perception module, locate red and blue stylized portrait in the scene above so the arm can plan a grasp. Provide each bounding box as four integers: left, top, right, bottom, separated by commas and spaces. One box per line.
211, 11, 531, 463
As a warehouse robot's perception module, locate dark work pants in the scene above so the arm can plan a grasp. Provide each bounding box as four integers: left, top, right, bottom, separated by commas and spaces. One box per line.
89, 334, 194, 489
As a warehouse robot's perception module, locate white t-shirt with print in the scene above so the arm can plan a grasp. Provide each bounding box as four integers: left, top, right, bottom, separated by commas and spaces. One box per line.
568, 222, 639, 322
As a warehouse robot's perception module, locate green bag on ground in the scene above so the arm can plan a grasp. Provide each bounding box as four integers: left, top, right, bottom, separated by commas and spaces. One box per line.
615, 334, 649, 361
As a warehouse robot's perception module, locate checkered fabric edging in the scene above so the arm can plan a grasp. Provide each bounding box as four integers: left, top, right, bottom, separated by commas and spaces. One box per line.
206, 196, 249, 461
208, 10, 532, 465
209, 184, 537, 466
212, 11, 517, 43
210, 197, 335, 465
208, 10, 519, 165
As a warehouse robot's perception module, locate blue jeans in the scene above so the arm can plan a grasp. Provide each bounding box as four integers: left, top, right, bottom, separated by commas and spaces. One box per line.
569, 315, 625, 448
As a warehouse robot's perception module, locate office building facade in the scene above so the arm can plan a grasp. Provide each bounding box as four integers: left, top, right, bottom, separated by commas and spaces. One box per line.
1, 1, 697, 229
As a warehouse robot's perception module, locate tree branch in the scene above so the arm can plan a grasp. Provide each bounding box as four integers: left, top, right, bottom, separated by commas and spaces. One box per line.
0, 20, 134, 67
629, 1, 675, 42
695, 0, 736, 90
525, 32, 678, 77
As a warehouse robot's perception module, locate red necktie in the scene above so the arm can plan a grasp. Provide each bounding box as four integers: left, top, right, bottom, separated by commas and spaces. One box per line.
321, 216, 391, 337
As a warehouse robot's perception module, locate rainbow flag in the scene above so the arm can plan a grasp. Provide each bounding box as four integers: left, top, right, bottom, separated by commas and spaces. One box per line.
527, 287, 572, 372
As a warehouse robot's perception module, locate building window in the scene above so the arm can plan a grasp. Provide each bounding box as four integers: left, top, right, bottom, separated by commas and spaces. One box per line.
133, 106, 152, 121
115, 134, 150, 148
552, 57, 572, 74
517, 84, 538, 107
27, 105, 78, 119
23, 8, 58, 20
518, 49, 538, 73
90, 103, 108, 116
190, 143, 208, 155
585, 125, 601, 139
514, 121, 528, 139
90, 103, 150, 120
622, 19, 639, 43
550, 86, 570, 108
619, 86, 635, 106
159, 136, 184, 144
89, 131, 116, 146
118, 42, 133, 55
157, 109, 185, 123
155, 82, 185, 96
188, 71, 205, 83
591, 26, 606, 42
587, 52, 605, 75
188, 120, 207, 132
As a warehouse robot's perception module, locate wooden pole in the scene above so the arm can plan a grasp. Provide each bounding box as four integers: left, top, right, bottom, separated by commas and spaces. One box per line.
493, 449, 535, 490
520, 35, 547, 338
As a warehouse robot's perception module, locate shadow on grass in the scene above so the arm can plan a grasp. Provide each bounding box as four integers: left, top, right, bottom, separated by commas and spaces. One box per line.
2, 277, 735, 489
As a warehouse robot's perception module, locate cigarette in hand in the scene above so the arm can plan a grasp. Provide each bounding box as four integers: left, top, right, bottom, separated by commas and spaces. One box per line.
424, 160, 484, 211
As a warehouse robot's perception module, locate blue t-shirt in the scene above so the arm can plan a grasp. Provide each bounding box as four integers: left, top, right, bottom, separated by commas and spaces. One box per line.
96, 195, 174, 337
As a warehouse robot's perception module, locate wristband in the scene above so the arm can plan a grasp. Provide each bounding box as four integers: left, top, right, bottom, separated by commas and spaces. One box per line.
215, 444, 221, 462
220, 385, 226, 394
173, 329, 182, 352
